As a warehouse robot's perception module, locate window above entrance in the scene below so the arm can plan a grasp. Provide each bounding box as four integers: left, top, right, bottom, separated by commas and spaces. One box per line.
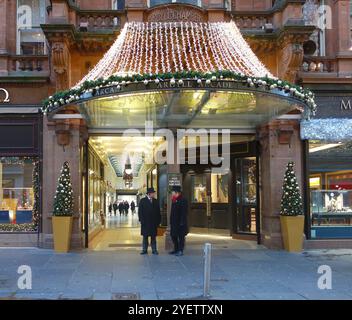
149, 0, 202, 8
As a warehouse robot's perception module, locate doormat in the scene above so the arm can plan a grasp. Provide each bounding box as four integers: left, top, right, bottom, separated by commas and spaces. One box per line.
112, 292, 140, 300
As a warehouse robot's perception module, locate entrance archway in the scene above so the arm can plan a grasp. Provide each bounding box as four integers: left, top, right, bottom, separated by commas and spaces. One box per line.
41, 19, 314, 250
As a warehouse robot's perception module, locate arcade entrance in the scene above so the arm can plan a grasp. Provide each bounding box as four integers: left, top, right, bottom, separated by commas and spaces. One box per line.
84, 133, 260, 249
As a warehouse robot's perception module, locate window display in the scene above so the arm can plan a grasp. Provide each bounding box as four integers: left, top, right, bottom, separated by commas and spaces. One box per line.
191, 175, 206, 203
88, 149, 104, 230
0, 157, 38, 231
211, 173, 228, 203
309, 140, 352, 238
312, 190, 352, 217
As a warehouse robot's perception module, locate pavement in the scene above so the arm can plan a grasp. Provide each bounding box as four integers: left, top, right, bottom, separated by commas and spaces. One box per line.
0, 215, 352, 300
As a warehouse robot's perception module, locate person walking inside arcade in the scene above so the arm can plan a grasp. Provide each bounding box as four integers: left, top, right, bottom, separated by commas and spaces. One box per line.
138, 187, 161, 255
169, 186, 188, 256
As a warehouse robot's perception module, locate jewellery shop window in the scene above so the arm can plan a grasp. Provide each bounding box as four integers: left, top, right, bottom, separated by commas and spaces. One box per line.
0, 157, 39, 232
191, 175, 207, 203
211, 173, 229, 203
309, 141, 352, 239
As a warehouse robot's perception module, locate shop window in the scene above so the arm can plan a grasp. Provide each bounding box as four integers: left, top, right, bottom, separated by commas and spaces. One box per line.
191, 175, 206, 203
88, 149, 104, 230
17, 0, 46, 55
309, 141, 352, 238
211, 173, 228, 203
0, 157, 39, 231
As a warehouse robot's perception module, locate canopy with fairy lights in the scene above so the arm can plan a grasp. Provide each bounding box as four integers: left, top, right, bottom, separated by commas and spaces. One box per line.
77, 21, 272, 83
43, 21, 316, 126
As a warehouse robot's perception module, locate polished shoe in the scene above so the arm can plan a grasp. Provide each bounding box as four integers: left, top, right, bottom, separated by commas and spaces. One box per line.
175, 251, 184, 256
140, 250, 148, 255
152, 251, 159, 255
168, 250, 177, 255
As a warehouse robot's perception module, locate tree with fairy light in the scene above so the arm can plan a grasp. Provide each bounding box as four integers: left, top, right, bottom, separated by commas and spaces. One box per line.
280, 161, 303, 216
53, 161, 74, 216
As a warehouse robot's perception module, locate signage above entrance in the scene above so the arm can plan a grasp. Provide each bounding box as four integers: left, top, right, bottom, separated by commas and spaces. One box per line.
0, 88, 10, 103
145, 4, 207, 23
312, 96, 352, 119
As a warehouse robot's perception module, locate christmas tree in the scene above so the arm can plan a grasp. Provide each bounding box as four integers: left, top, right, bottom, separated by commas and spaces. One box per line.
280, 161, 303, 216
53, 161, 74, 216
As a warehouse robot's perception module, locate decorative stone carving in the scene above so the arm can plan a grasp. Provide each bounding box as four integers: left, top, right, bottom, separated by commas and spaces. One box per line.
279, 42, 304, 82
145, 4, 207, 23
55, 121, 71, 146
52, 42, 70, 91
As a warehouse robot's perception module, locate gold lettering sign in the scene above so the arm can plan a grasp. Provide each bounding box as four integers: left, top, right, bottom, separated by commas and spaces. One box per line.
146, 5, 206, 23
0, 88, 10, 103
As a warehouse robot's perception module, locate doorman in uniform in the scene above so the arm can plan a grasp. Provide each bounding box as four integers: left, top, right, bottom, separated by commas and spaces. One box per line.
138, 187, 161, 255
169, 185, 188, 256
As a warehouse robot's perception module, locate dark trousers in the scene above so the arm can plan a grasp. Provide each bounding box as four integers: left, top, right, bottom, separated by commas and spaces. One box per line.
172, 235, 185, 252
143, 236, 157, 252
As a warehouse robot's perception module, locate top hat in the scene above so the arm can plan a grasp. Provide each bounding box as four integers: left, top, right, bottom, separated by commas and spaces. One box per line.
171, 185, 182, 193
146, 187, 156, 194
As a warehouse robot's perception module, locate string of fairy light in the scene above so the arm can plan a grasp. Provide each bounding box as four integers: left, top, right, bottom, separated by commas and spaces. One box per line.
77, 21, 272, 82
43, 21, 316, 115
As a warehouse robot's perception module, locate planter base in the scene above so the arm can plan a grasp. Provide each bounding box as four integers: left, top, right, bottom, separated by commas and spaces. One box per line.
52, 216, 73, 253
280, 215, 305, 252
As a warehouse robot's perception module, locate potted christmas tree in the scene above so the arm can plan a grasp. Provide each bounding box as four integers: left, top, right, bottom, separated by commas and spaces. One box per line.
280, 161, 305, 252
52, 161, 74, 253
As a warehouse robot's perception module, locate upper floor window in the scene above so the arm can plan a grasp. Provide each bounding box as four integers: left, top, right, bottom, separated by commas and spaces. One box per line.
112, 0, 125, 10
16, 0, 46, 55
148, 0, 202, 8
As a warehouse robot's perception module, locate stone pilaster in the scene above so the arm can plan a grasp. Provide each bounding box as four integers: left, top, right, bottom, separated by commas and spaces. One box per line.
0, 0, 9, 75
333, 0, 352, 76
164, 130, 180, 251
257, 119, 304, 249
41, 116, 87, 249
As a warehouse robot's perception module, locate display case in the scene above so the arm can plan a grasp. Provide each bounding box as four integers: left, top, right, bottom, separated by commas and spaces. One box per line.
0, 188, 34, 224
311, 190, 352, 226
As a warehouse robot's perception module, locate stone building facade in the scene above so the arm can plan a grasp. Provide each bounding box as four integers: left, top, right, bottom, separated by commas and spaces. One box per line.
0, 0, 351, 249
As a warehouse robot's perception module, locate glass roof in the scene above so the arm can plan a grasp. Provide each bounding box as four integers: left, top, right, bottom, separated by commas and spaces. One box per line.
77, 88, 302, 130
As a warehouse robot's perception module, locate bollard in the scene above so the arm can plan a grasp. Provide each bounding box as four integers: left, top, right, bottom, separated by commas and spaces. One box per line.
203, 242, 212, 297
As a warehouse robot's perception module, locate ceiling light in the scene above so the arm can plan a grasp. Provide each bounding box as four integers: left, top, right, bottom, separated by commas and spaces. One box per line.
309, 143, 343, 153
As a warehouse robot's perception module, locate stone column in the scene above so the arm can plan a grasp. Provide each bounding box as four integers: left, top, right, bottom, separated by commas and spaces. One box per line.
164, 130, 180, 251
334, 0, 351, 54
333, 0, 352, 76
41, 116, 87, 249
0, 0, 9, 75
257, 119, 304, 249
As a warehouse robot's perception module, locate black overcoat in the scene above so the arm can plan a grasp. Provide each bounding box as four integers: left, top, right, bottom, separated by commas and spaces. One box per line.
170, 196, 189, 237
138, 197, 161, 236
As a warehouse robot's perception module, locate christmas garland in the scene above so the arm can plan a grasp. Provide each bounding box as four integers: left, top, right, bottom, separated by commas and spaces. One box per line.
42, 70, 316, 116
32, 160, 40, 227
0, 223, 37, 232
